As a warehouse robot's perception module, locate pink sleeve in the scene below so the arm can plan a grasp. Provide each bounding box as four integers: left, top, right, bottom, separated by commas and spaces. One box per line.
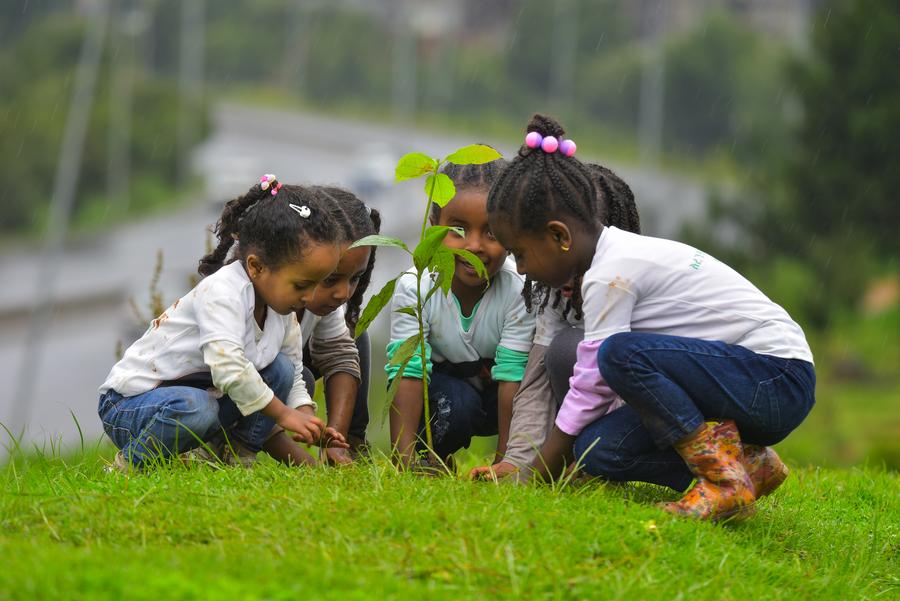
554, 338, 621, 436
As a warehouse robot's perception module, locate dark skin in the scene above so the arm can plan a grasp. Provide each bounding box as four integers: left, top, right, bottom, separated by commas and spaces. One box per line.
470, 216, 602, 482
391, 189, 519, 468
263, 246, 372, 466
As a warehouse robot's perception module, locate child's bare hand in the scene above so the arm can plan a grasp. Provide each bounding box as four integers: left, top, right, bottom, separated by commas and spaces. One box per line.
469, 461, 519, 481
321, 426, 350, 449
278, 408, 325, 444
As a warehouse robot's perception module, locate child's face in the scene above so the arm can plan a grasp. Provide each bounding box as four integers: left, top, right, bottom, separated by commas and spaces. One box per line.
249, 241, 342, 316
305, 246, 371, 317
491, 220, 574, 290
437, 189, 508, 289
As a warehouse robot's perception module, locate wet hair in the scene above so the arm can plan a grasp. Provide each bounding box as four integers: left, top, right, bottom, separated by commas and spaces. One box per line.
486, 114, 641, 319
431, 152, 508, 222
198, 179, 341, 277
317, 186, 382, 328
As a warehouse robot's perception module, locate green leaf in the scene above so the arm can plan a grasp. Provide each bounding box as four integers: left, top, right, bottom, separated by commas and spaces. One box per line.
444, 144, 503, 165
431, 247, 457, 296
383, 350, 418, 420
354, 276, 397, 338
395, 152, 438, 182
424, 173, 456, 208
394, 306, 417, 317
413, 225, 451, 271
350, 235, 410, 254
389, 334, 422, 367
448, 247, 488, 280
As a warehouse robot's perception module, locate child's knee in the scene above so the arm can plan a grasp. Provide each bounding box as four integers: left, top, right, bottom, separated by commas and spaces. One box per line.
597, 332, 637, 387
177, 390, 220, 438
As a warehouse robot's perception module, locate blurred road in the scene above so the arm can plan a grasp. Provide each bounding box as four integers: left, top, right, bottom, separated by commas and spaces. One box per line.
0, 103, 704, 456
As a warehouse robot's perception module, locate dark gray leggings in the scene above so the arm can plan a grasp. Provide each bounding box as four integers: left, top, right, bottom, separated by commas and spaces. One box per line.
546, 326, 584, 407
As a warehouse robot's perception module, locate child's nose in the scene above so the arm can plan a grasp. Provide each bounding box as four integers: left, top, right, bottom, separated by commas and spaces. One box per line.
333, 281, 351, 303
465, 231, 484, 252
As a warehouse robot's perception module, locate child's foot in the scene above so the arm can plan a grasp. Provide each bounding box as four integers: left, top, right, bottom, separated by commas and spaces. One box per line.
742, 444, 789, 498
220, 439, 258, 468
662, 420, 757, 522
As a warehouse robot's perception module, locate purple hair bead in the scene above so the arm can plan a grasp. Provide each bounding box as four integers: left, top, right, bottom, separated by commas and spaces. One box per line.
541, 135, 559, 153
525, 131, 543, 149
559, 139, 577, 157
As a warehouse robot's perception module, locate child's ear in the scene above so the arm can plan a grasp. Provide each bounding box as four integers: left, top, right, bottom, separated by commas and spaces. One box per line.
546, 220, 573, 251
245, 254, 264, 279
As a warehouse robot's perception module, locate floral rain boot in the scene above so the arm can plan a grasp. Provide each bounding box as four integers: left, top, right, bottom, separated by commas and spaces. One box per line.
742, 443, 789, 498
662, 420, 757, 521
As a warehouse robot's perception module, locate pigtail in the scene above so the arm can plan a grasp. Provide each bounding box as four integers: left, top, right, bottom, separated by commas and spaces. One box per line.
345, 206, 381, 328
198, 185, 268, 277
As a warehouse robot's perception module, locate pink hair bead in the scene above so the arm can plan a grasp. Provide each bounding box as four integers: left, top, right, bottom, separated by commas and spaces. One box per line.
541, 135, 559, 153
525, 131, 543, 148
559, 139, 577, 157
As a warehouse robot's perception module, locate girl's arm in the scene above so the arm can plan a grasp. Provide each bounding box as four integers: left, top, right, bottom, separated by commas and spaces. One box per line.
309, 319, 361, 464
386, 272, 433, 467
390, 378, 425, 468
321, 372, 357, 464
470, 345, 555, 480
495, 381, 519, 462
529, 425, 576, 481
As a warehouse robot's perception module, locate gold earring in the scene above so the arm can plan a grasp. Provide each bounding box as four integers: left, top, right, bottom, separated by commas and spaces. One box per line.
560, 244, 570, 252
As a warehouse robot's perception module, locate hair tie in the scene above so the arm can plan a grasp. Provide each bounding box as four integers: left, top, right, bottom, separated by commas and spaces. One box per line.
259, 173, 283, 196
289, 204, 311, 218
524, 133, 576, 157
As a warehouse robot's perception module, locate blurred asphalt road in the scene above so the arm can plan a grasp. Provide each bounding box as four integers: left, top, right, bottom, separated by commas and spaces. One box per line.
0, 103, 704, 457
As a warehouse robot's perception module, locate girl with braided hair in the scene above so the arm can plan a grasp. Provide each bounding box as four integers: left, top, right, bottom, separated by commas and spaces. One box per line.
470, 162, 642, 481
483, 115, 815, 522
98, 176, 349, 470
386, 157, 536, 469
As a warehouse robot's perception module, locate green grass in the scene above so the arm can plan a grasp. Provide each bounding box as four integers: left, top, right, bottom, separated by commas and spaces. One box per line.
1, 447, 896, 600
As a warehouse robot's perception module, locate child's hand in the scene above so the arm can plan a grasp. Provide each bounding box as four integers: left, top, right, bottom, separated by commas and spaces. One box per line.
469, 461, 519, 481
321, 426, 350, 450
278, 408, 325, 445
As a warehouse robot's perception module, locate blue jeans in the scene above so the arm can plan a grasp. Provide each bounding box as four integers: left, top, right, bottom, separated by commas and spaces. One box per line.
573, 332, 816, 490
419, 371, 498, 458
99, 353, 293, 466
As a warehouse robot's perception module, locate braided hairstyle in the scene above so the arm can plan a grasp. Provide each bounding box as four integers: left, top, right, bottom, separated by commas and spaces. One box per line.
317, 186, 382, 328
432, 152, 508, 222
486, 114, 641, 319
198, 179, 340, 277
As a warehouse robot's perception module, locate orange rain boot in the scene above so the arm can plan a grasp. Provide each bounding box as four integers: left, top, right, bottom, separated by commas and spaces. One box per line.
662, 420, 757, 522
742, 443, 789, 498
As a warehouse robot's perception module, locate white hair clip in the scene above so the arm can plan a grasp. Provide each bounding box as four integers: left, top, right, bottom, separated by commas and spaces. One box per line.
289, 204, 311, 218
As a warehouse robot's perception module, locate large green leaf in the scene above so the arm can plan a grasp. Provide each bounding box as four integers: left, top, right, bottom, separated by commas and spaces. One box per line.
444, 144, 503, 166
394, 306, 417, 317
413, 225, 451, 271
395, 152, 437, 182
354, 276, 397, 338
447, 247, 488, 280
389, 333, 422, 367
424, 173, 456, 208
430, 247, 457, 296
349, 235, 410, 254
